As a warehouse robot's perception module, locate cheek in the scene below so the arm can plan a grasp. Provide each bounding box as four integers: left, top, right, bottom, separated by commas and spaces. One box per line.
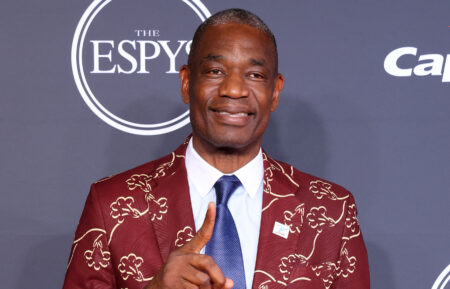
190, 85, 217, 112
188, 92, 211, 128
254, 89, 275, 112
253, 92, 275, 128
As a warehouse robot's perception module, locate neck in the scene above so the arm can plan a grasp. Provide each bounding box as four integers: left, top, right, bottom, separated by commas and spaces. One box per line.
191, 135, 261, 174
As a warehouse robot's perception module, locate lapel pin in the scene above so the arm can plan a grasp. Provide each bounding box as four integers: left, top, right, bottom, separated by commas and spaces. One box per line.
272, 221, 290, 239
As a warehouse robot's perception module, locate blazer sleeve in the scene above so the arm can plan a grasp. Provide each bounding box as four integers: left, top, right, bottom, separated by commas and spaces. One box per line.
62, 184, 117, 289
332, 194, 370, 289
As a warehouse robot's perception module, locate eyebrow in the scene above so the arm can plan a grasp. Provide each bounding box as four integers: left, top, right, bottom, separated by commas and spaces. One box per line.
201, 54, 267, 67
249, 58, 266, 67
202, 54, 223, 62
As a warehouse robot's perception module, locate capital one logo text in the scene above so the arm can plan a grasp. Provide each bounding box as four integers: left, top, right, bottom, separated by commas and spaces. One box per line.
384, 47, 450, 82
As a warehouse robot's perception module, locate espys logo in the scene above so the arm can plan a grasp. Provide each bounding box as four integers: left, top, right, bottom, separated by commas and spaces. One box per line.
71, 0, 211, 135
384, 47, 450, 82
432, 265, 450, 289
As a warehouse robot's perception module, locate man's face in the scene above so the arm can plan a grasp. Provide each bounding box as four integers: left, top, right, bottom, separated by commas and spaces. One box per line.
180, 23, 284, 152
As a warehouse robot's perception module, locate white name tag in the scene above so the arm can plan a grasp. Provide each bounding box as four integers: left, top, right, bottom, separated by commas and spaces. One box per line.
272, 221, 290, 239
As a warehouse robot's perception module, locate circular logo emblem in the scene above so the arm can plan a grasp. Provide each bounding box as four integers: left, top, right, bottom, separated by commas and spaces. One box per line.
72, 0, 211, 135
432, 265, 450, 289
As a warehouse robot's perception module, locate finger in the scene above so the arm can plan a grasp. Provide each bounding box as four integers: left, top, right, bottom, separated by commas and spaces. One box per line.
181, 264, 212, 289
181, 279, 200, 289
189, 254, 226, 289
224, 278, 233, 289
183, 202, 216, 253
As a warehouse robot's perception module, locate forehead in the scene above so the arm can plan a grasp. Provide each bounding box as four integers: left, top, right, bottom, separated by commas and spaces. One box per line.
192, 23, 276, 67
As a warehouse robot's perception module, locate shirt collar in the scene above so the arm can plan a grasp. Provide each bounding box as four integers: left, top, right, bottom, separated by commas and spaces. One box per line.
185, 138, 264, 198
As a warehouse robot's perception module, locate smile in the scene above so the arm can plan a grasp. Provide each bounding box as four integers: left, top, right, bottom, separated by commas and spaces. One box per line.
210, 107, 253, 116
216, 111, 250, 117
210, 108, 254, 126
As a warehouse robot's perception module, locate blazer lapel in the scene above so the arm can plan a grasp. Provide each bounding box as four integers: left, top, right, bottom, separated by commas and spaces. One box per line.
252, 153, 305, 288
149, 142, 196, 262
147, 144, 307, 287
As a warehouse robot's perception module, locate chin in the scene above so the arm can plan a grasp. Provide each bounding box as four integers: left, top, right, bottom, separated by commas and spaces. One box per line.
208, 132, 257, 151
192, 123, 263, 152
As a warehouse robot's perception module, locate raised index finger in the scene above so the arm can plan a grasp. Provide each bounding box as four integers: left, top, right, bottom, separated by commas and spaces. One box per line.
183, 202, 216, 253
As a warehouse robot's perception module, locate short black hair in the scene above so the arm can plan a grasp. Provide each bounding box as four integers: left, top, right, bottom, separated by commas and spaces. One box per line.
188, 8, 278, 71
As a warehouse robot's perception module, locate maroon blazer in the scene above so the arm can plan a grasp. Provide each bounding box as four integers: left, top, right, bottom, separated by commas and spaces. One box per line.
63, 140, 370, 289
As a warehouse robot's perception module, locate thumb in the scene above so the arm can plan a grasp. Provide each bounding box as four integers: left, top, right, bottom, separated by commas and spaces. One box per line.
224, 277, 234, 289
182, 202, 216, 253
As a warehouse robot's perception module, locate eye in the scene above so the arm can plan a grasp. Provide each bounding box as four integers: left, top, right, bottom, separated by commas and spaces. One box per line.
206, 68, 224, 75
248, 72, 265, 80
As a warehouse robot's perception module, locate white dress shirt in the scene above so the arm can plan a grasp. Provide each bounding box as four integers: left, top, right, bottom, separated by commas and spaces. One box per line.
185, 138, 264, 289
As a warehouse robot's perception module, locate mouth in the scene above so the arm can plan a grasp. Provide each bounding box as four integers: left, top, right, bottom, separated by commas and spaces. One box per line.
214, 111, 251, 117
210, 107, 254, 125
210, 106, 254, 116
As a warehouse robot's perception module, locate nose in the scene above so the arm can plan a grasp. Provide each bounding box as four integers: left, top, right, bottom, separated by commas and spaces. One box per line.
219, 72, 249, 98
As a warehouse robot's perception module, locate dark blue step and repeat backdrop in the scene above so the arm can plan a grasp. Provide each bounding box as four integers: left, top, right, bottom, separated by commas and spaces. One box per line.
1, 0, 449, 288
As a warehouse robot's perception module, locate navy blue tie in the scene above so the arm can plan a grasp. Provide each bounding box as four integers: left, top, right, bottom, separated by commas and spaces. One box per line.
206, 175, 246, 289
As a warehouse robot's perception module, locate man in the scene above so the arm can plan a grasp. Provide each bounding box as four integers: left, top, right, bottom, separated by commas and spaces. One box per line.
63, 8, 370, 289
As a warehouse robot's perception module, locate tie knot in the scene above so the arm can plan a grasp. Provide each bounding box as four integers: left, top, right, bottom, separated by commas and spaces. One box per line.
214, 175, 241, 205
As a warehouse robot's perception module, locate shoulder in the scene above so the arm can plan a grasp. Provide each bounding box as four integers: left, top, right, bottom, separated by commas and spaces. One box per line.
266, 154, 357, 207
96, 152, 174, 186
89, 150, 182, 204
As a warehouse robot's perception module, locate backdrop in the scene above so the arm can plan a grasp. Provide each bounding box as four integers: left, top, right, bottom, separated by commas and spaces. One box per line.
1, 0, 449, 288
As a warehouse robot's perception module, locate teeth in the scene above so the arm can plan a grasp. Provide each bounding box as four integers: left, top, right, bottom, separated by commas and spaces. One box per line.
217, 111, 248, 117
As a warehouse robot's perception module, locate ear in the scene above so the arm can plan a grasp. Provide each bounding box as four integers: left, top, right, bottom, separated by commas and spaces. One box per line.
179, 65, 190, 104
270, 73, 284, 111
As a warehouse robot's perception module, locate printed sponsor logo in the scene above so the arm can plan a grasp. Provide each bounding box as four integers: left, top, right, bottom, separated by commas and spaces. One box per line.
72, 0, 211, 135
384, 47, 450, 82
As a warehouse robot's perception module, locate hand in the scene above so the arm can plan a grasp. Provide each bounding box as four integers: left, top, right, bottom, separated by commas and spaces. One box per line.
145, 202, 234, 289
